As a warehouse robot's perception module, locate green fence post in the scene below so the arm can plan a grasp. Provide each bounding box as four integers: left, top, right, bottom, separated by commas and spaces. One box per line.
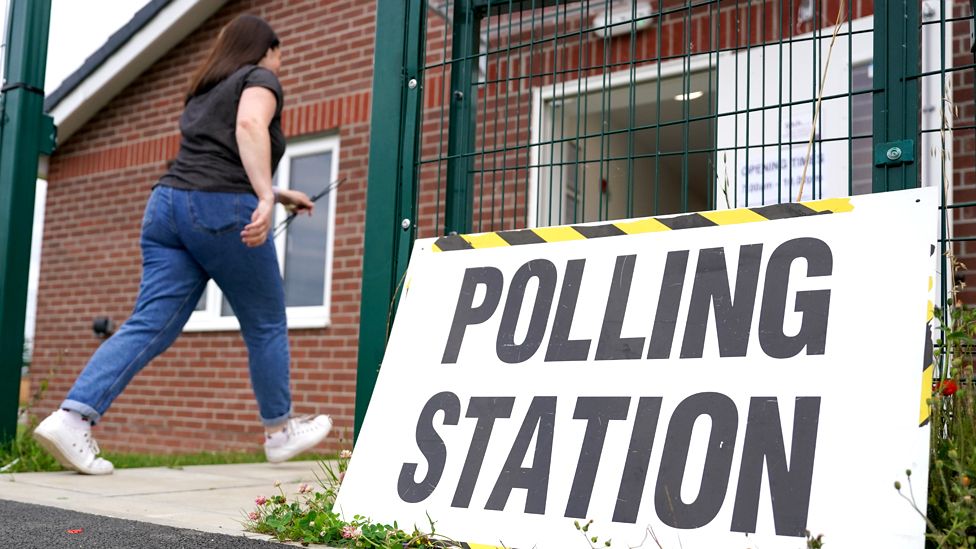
0, 0, 52, 446
394, 1, 425, 287
444, 0, 481, 235
354, 0, 425, 441
872, 0, 920, 192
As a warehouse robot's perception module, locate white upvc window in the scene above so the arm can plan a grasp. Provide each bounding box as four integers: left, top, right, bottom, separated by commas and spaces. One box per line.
530, 17, 887, 224
184, 135, 340, 332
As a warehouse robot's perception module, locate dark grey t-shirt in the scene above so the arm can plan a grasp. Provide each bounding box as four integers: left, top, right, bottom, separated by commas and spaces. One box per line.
159, 65, 285, 194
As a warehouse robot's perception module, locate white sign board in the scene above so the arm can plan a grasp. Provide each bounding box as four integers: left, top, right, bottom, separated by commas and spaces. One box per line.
338, 188, 936, 549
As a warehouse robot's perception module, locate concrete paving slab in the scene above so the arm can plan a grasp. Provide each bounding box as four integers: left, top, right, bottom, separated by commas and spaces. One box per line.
0, 461, 329, 538
3, 467, 250, 497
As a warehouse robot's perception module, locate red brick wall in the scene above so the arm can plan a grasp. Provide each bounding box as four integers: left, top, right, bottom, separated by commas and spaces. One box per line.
950, 0, 976, 301
33, 0, 974, 454
34, 0, 374, 453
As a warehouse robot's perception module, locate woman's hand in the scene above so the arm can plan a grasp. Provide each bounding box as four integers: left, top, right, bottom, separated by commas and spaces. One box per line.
242, 196, 275, 247
276, 188, 315, 216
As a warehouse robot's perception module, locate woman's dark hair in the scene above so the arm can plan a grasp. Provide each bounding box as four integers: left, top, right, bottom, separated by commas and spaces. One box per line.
186, 14, 279, 102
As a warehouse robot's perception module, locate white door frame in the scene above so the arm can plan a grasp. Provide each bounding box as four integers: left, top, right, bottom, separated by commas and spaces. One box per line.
529, 53, 714, 227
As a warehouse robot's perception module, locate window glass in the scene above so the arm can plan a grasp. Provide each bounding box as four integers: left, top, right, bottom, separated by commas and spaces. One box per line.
284, 152, 332, 307
182, 135, 339, 332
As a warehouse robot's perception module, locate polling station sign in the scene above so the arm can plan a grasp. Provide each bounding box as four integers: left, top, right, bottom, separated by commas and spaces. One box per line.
336, 188, 937, 548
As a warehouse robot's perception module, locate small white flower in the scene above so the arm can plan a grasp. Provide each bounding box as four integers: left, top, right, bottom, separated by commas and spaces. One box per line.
339, 449, 353, 459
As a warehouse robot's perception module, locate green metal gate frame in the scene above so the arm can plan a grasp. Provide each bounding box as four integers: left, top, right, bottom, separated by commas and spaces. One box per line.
355, 0, 925, 438
873, 0, 919, 193
0, 0, 52, 446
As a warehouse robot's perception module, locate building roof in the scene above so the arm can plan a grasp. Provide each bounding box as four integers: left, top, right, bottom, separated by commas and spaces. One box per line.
43, 0, 170, 112
44, 0, 226, 142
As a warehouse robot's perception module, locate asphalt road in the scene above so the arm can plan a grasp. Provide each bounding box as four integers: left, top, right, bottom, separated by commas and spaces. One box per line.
0, 499, 286, 548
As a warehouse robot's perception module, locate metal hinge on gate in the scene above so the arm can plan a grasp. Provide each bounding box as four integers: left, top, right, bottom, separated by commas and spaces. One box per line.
38, 114, 57, 155
874, 140, 915, 167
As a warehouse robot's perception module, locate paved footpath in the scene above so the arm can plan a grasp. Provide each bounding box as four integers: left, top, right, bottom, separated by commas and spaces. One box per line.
0, 461, 336, 548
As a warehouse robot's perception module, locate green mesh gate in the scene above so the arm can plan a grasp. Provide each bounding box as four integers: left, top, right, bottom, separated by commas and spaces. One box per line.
356, 0, 975, 435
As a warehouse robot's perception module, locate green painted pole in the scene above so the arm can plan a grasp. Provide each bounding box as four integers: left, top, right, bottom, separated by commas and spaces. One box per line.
354, 0, 424, 442
444, 0, 479, 235
394, 0, 424, 293
0, 0, 52, 446
872, 0, 920, 192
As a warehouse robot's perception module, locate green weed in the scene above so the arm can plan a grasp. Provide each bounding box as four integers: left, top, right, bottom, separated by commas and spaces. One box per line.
245, 452, 461, 548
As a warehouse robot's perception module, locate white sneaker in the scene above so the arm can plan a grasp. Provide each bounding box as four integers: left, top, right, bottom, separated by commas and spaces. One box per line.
33, 410, 114, 475
264, 415, 332, 463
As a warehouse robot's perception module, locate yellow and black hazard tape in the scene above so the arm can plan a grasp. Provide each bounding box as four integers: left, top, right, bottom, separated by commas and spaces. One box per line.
432, 198, 854, 252
920, 245, 936, 427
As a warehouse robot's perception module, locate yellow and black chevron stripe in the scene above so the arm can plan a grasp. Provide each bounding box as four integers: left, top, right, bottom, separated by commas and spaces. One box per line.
920, 245, 936, 427
432, 198, 854, 252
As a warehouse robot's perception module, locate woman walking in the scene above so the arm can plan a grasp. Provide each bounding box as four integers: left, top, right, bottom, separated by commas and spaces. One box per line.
34, 14, 331, 474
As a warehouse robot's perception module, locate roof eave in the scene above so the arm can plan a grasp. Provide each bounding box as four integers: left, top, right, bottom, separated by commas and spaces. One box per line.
45, 0, 227, 144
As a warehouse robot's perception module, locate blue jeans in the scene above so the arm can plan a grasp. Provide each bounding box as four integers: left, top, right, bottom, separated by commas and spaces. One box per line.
62, 186, 291, 427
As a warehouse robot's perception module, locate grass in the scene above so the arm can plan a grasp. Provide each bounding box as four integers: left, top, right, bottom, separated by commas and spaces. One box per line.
107, 450, 334, 470
3, 377, 336, 473
0, 421, 333, 474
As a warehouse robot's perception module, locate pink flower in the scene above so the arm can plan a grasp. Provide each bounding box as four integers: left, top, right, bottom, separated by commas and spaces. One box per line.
297, 483, 311, 494
341, 525, 361, 539
248, 512, 259, 521
255, 496, 267, 505
339, 450, 353, 459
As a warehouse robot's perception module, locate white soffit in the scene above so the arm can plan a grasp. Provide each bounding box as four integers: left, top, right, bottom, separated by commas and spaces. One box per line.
49, 0, 226, 142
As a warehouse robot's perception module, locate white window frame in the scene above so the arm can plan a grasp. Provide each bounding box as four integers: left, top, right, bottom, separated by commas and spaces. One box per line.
528, 16, 893, 225
529, 53, 713, 228
184, 135, 340, 332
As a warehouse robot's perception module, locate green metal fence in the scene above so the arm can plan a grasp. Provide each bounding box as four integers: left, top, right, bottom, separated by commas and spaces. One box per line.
0, 0, 51, 446
356, 0, 975, 435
